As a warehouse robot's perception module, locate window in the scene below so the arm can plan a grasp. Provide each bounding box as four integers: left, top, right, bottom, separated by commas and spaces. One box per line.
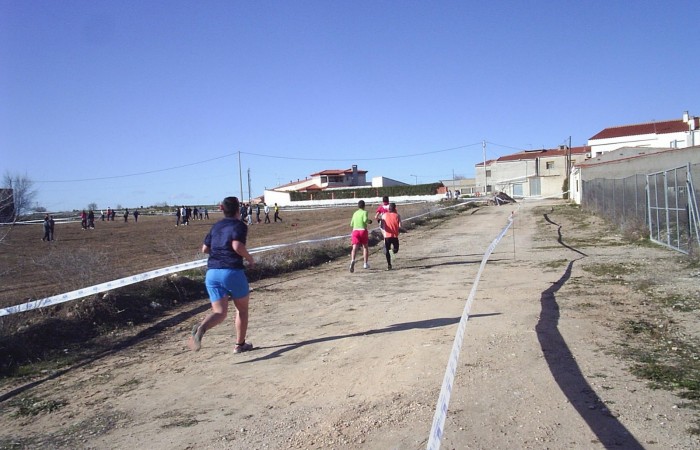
485, 170, 491, 177
546, 161, 554, 170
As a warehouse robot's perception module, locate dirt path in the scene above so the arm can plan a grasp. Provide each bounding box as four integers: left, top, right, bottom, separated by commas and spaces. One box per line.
1, 200, 698, 449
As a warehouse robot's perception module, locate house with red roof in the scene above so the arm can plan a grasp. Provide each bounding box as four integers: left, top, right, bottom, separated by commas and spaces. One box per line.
272, 166, 369, 193
588, 111, 700, 157
263, 165, 409, 205
475, 146, 590, 198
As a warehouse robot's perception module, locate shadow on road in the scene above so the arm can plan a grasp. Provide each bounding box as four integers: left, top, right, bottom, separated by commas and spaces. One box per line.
240, 314, 500, 365
543, 212, 587, 257
537, 214, 642, 448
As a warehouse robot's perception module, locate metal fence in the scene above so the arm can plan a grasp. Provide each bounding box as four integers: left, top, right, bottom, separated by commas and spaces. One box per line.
581, 162, 700, 254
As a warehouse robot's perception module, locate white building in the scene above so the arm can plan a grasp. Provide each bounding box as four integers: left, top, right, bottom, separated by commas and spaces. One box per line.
475, 146, 590, 198
438, 178, 477, 196
263, 165, 409, 206
588, 111, 700, 157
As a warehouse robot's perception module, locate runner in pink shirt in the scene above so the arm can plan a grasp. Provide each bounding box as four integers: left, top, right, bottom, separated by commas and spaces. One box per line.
375, 195, 390, 227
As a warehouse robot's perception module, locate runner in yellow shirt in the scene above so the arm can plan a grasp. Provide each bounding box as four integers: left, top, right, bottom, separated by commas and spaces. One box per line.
349, 200, 372, 272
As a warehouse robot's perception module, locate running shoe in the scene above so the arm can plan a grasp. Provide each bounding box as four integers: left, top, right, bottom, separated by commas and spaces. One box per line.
234, 342, 253, 354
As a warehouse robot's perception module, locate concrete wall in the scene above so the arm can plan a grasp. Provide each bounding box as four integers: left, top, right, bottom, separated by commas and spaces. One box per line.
579, 146, 700, 181
263, 190, 291, 206
572, 146, 700, 205
571, 167, 582, 204
439, 178, 476, 194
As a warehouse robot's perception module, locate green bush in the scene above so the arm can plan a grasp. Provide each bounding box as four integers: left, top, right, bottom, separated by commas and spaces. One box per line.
289, 183, 443, 201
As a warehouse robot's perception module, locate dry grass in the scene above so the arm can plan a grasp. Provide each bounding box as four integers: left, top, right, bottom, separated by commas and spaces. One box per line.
542, 203, 700, 434
0, 201, 473, 377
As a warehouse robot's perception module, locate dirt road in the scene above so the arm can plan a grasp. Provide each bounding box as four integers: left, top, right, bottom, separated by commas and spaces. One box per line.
1, 200, 698, 449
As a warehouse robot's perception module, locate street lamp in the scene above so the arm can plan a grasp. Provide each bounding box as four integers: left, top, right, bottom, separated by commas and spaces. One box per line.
410, 174, 418, 185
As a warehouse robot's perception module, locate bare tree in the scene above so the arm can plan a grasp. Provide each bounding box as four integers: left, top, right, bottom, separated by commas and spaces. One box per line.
2, 172, 37, 220
87, 202, 98, 211
0, 188, 14, 243
0, 187, 14, 221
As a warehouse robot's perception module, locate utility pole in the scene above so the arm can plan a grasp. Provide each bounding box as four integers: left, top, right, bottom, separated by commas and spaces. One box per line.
566, 136, 572, 199
238, 151, 243, 200
247, 168, 252, 202
482, 140, 487, 194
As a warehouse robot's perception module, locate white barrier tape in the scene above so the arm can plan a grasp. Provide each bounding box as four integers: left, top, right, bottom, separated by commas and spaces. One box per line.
1, 218, 75, 226
0, 202, 473, 317
426, 211, 515, 450
0, 259, 208, 317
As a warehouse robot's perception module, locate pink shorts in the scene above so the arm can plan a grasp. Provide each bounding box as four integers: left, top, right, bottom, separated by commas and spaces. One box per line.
351, 229, 369, 246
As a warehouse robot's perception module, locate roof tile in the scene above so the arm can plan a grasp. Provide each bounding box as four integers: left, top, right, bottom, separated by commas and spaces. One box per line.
589, 117, 700, 140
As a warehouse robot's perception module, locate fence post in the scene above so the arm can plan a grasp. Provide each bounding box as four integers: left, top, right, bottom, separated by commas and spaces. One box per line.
646, 174, 653, 242
687, 162, 700, 248
664, 171, 671, 247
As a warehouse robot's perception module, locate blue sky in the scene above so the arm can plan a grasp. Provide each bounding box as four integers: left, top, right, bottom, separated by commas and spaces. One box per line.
2, 1, 699, 211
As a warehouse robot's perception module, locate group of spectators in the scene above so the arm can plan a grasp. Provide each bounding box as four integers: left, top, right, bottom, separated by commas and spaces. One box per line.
239, 202, 281, 225
176, 206, 209, 226
40, 204, 206, 240
102, 207, 118, 221
174, 202, 286, 228
41, 206, 135, 241
80, 210, 96, 229
41, 215, 55, 241
77, 207, 141, 230
445, 189, 461, 199
40, 206, 148, 240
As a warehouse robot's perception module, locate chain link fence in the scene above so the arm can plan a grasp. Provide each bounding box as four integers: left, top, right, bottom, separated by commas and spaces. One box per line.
581, 162, 700, 254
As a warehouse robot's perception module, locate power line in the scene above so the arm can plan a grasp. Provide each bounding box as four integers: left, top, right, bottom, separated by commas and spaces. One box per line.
486, 138, 577, 152
485, 141, 528, 152
37, 153, 236, 183
35, 143, 484, 183
242, 142, 483, 161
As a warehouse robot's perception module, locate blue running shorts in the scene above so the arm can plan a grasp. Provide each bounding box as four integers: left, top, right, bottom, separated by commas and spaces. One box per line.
205, 268, 250, 302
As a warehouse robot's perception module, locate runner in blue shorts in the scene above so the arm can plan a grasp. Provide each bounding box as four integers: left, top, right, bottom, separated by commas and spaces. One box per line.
188, 196, 256, 354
